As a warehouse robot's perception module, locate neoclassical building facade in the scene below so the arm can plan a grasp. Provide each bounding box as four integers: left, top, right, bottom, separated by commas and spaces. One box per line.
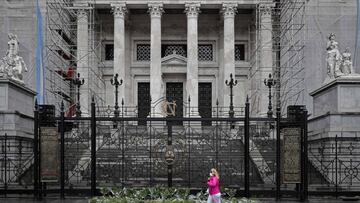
72, 0, 274, 118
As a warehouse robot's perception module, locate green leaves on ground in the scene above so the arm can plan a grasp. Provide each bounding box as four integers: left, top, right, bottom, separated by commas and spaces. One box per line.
92, 187, 259, 203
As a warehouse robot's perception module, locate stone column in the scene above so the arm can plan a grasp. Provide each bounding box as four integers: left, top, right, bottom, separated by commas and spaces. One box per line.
148, 3, 164, 116
259, 4, 273, 116
222, 3, 237, 109
185, 3, 200, 116
111, 3, 127, 103
76, 7, 89, 115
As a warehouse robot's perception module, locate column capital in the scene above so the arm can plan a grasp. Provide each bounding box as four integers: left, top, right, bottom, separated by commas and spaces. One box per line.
259, 3, 274, 16
111, 3, 127, 18
222, 3, 238, 18
185, 2, 201, 18
148, 3, 164, 17
76, 9, 88, 19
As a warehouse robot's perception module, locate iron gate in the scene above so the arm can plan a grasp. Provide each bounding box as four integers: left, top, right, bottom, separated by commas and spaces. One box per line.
4, 98, 359, 201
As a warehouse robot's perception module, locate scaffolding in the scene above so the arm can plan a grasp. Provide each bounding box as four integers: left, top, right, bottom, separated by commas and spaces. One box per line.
249, 0, 306, 115
45, 0, 106, 115
277, 0, 306, 114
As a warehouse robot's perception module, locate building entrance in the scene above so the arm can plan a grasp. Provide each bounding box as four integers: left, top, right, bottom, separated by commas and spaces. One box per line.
137, 82, 150, 125
199, 83, 212, 126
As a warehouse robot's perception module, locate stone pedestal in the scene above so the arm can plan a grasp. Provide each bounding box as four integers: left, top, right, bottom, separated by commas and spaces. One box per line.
0, 79, 36, 138
309, 76, 360, 139
308, 76, 360, 187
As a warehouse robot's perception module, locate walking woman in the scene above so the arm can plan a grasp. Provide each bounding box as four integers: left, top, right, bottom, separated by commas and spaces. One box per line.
207, 168, 221, 203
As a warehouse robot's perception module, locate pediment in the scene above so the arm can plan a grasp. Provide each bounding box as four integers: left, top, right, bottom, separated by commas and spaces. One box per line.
161, 52, 187, 65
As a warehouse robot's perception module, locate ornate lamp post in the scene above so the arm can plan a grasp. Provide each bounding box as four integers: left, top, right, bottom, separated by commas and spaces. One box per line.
225, 73, 238, 119
110, 73, 123, 117
74, 73, 85, 117
264, 73, 276, 118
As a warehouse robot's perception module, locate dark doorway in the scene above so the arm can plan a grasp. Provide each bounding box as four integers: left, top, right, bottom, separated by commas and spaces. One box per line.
199, 83, 212, 126
166, 82, 183, 125
137, 82, 150, 125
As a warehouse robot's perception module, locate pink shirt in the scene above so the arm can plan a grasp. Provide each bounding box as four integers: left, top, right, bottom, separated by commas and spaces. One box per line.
207, 176, 220, 195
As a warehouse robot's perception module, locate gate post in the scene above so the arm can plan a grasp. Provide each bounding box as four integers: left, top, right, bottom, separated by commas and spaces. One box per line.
244, 96, 250, 198
60, 101, 65, 199
90, 97, 97, 196
276, 107, 281, 200
33, 99, 39, 199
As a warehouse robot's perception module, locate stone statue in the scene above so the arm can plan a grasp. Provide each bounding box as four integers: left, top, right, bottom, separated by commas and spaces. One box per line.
326, 33, 338, 51
341, 47, 354, 75
326, 33, 342, 79
324, 33, 357, 82
0, 33, 28, 84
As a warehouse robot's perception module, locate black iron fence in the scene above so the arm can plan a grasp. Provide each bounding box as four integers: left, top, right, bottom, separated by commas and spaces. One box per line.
1, 98, 360, 201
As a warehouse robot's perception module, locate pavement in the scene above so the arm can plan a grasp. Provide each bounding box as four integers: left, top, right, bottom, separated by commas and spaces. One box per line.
0, 197, 359, 203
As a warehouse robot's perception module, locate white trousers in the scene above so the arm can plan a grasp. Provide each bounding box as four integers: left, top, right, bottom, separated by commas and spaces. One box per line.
207, 193, 221, 203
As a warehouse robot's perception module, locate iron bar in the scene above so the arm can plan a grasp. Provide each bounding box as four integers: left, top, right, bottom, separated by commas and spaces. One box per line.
244, 96, 250, 198
121, 99, 125, 187
188, 96, 191, 188
276, 107, 281, 200
215, 99, 219, 169
167, 125, 173, 188
149, 96, 152, 186
335, 135, 338, 199
303, 108, 308, 201
4, 133, 7, 197
90, 97, 96, 197
60, 101, 65, 199
33, 100, 39, 199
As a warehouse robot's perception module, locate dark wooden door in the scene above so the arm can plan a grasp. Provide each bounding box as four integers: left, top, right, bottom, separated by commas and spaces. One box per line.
166, 83, 183, 125
199, 83, 212, 126
138, 82, 150, 125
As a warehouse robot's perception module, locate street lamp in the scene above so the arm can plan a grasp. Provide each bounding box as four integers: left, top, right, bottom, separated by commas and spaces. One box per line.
225, 73, 238, 119
110, 73, 123, 117
264, 73, 276, 118
74, 73, 85, 117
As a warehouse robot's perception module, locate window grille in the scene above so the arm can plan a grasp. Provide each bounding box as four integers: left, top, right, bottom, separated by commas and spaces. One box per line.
136, 44, 151, 61
162, 45, 187, 57
235, 44, 245, 61
105, 44, 114, 61
135, 43, 215, 62
198, 44, 213, 61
